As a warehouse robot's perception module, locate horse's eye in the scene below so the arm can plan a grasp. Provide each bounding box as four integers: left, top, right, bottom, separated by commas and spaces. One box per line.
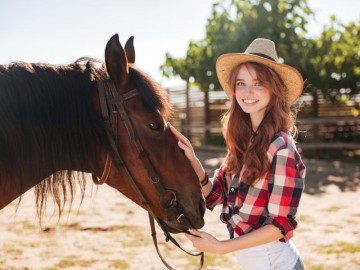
148, 122, 162, 132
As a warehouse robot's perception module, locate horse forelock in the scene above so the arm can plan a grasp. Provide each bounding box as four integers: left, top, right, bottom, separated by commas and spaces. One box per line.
129, 67, 172, 120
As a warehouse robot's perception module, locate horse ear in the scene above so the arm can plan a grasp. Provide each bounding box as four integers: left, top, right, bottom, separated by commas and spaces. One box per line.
124, 36, 135, 64
105, 34, 129, 86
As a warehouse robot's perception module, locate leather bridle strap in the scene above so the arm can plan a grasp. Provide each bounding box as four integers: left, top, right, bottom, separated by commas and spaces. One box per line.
92, 152, 112, 185
149, 214, 204, 269
94, 79, 204, 270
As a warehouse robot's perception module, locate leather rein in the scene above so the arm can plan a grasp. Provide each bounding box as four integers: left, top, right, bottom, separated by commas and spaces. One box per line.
92, 79, 204, 270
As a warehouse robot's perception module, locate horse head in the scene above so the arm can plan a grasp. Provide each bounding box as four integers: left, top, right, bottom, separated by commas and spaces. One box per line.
93, 34, 205, 232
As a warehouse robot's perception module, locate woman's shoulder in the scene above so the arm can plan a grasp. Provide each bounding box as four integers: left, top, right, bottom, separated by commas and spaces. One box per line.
267, 131, 298, 158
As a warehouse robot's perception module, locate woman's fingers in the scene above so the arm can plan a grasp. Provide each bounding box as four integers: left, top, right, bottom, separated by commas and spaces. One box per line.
185, 231, 201, 241
168, 123, 196, 161
177, 140, 188, 151
188, 229, 202, 236
168, 123, 192, 148
168, 123, 187, 141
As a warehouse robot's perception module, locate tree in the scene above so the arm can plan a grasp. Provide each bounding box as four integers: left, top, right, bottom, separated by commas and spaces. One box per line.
307, 18, 360, 97
295, 17, 360, 116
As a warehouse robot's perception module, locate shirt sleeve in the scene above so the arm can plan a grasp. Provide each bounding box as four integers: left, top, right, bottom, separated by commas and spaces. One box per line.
264, 146, 306, 242
205, 167, 226, 211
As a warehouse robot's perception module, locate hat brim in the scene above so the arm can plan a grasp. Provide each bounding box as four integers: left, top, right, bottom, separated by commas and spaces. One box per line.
216, 53, 304, 105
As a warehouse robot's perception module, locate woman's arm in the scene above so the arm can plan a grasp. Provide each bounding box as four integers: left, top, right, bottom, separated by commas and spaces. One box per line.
186, 224, 283, 254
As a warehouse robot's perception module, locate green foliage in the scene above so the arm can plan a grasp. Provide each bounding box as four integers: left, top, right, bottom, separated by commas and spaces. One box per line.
305, 18, 360, 99
200, 134, 226, 146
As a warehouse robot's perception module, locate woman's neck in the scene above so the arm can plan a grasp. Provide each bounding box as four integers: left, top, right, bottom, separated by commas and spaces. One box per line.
250, 113, 264, 132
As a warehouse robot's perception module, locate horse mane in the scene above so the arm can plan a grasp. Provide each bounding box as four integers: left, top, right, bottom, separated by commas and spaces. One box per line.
0, 59, 107, 220
0, 58, 171, 221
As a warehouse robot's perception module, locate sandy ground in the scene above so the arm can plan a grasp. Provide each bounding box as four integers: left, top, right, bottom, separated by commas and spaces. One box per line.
0, 149, 359, 270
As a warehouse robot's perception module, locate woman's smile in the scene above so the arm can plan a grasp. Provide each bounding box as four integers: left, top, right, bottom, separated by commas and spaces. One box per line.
242, 99, 259, 104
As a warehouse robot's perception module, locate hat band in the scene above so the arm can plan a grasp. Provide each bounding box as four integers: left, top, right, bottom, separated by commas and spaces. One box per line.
250, 53, 276, 62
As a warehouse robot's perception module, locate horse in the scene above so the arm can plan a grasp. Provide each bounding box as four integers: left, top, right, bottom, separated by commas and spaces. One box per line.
0, 34, 205, 239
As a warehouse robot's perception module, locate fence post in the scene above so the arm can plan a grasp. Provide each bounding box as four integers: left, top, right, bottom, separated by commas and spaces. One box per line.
185, 82, 191, 140
311, 89, 320, 142
204, 88, 210, 139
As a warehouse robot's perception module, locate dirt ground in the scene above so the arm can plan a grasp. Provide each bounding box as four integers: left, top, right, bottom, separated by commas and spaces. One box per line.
0, 149, 359, 270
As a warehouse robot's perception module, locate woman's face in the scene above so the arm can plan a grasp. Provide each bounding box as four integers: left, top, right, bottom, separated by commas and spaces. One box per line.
234, 65, 271, 122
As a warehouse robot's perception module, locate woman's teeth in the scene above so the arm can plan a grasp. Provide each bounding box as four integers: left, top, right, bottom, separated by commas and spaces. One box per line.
242, 99, 258, 104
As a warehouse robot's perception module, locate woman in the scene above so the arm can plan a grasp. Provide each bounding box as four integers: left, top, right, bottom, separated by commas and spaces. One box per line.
169, 38, 306, 269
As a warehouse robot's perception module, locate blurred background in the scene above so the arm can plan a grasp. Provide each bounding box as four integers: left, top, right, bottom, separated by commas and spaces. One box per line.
0, 0, 359, 269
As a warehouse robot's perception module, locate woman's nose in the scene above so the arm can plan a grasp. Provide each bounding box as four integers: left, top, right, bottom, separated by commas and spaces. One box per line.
241, 85, 253, 94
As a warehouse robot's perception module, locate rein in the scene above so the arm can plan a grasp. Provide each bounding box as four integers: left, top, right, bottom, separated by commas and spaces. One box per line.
92, 152, 112, 185
92, 79, 204, 270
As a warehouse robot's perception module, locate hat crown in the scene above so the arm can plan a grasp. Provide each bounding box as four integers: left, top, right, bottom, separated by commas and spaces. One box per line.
244, 38, 278, 62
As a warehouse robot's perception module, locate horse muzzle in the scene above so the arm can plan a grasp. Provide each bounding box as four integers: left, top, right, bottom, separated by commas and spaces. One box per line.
160, 190, 204, 232
160, 205, 204, 233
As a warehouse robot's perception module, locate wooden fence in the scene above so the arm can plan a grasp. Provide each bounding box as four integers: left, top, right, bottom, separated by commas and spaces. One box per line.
166, 86, 360, 150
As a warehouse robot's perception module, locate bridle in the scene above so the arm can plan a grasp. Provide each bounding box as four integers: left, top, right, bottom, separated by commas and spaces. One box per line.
92, 79, 204, 270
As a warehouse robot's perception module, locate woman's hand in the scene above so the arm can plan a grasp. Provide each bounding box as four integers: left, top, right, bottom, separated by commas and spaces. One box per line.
168, 123, 207, 185
186, 229, 225, 254
168, 123, 197, 163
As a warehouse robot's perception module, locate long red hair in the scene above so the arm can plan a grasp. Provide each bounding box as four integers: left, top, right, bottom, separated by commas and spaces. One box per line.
221, 62, 297, 185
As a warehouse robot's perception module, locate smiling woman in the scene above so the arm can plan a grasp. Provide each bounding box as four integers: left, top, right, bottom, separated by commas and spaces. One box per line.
170, 38, 306, 270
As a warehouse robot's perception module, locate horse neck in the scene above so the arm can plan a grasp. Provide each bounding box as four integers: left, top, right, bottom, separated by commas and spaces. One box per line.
0, 63, 104, 209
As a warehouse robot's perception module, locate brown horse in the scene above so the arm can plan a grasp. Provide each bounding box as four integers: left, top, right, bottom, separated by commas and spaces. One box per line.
0, 34, 205, 235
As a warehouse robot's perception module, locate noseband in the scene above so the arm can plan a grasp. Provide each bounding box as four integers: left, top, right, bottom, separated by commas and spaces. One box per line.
92, 79, 204, 270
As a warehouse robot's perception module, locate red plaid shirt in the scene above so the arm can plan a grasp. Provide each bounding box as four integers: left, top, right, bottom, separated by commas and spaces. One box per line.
206, 131, 306, 242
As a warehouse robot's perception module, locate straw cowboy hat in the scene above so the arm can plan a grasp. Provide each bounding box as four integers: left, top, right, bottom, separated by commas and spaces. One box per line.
216, 38, 304, 105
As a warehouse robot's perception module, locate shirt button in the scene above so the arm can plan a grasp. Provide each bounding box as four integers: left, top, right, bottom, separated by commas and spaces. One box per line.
230, 188, 234, 191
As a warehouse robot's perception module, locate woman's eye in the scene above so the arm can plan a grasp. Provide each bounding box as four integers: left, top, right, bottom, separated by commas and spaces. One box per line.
148, 122, 162, 131
236, 81, 245, 86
